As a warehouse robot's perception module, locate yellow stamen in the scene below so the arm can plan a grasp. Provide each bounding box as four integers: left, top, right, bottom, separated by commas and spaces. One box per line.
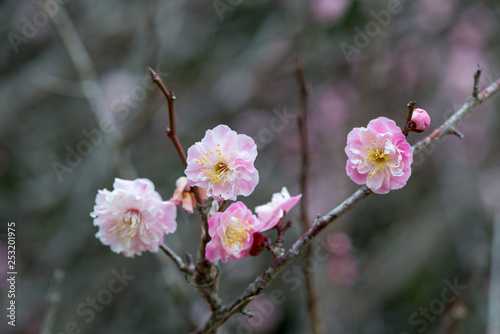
224, 218, 252, 248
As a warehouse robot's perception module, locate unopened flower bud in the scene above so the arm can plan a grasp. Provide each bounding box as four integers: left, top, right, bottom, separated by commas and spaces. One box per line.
409, 108, 430, 132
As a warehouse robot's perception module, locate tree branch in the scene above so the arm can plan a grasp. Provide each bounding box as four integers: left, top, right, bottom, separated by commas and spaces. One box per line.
293, 57, 325, 334
193, 205, 223, 312
412, 78, 500, 156
160, 244, 195, 276
148, 67, 204, 206
150, 69, 220, 311
148, 67, 187, 167
195, 74, 500, 333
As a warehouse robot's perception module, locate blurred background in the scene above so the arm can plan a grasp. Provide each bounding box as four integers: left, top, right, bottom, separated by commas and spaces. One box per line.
1, 0, 500, 333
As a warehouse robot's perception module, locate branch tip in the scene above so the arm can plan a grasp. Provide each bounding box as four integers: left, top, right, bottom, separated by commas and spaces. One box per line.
148, 67, 158, 80
473, 64, 482, 99
450, 128, 464, 139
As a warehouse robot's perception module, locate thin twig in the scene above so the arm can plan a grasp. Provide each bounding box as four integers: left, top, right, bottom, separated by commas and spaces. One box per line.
148, 68, 217, 304
195, 75, 500, 334
160, 244, 195, 275
148, 68, 187, 166
40, 269, 65, 334
402, 101, 416, 137
412, 78, 500, 155
148, 68, 220, 308
148, 67, 205, 207
265, 221, 292, 258
274, 220, 292, 249
293, 57, 311, 233
473, 65, 482, 99
293, 57, 326, 334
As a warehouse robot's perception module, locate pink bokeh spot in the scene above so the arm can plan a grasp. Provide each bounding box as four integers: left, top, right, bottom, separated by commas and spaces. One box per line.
206, 202, 258, 264
311, 0, 350, 23
410, 108, 431, 132
185, 124, 259, 201
329, 254, 358, 286
327, 232, 352, 256
345, 117, 413, 194
254, 187, 302, 232
91, 178, 177, 258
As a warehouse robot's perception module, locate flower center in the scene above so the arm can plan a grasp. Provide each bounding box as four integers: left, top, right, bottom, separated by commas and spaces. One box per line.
372, 149, 389, 164
122, 209, 141, 238
224, 218, 251, 249
365, 148, 390, 179
208, 158, 231, 184
196, 143, 236, 185
215, 161, 228, 174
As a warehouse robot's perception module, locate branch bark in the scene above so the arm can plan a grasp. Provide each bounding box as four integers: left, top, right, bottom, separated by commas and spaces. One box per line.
160, 244, 194, 275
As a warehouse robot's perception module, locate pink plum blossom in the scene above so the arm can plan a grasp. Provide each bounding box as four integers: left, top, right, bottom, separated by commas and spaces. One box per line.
409, 108, 431, 132
206, 202, 257, 263
345, 117, 413, 194
254, 187, 302, 232
170, 176, 207, 213
91, 178, 177, 257
185, 125, 259, 201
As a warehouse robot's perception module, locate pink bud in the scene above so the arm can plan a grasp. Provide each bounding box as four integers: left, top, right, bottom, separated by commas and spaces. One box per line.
410, 108, 430, 132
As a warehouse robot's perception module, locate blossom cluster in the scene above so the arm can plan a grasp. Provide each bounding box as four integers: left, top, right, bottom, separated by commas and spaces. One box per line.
90, 125, 300, 260
91, 109, 429, 259
206, 187, 301, 263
